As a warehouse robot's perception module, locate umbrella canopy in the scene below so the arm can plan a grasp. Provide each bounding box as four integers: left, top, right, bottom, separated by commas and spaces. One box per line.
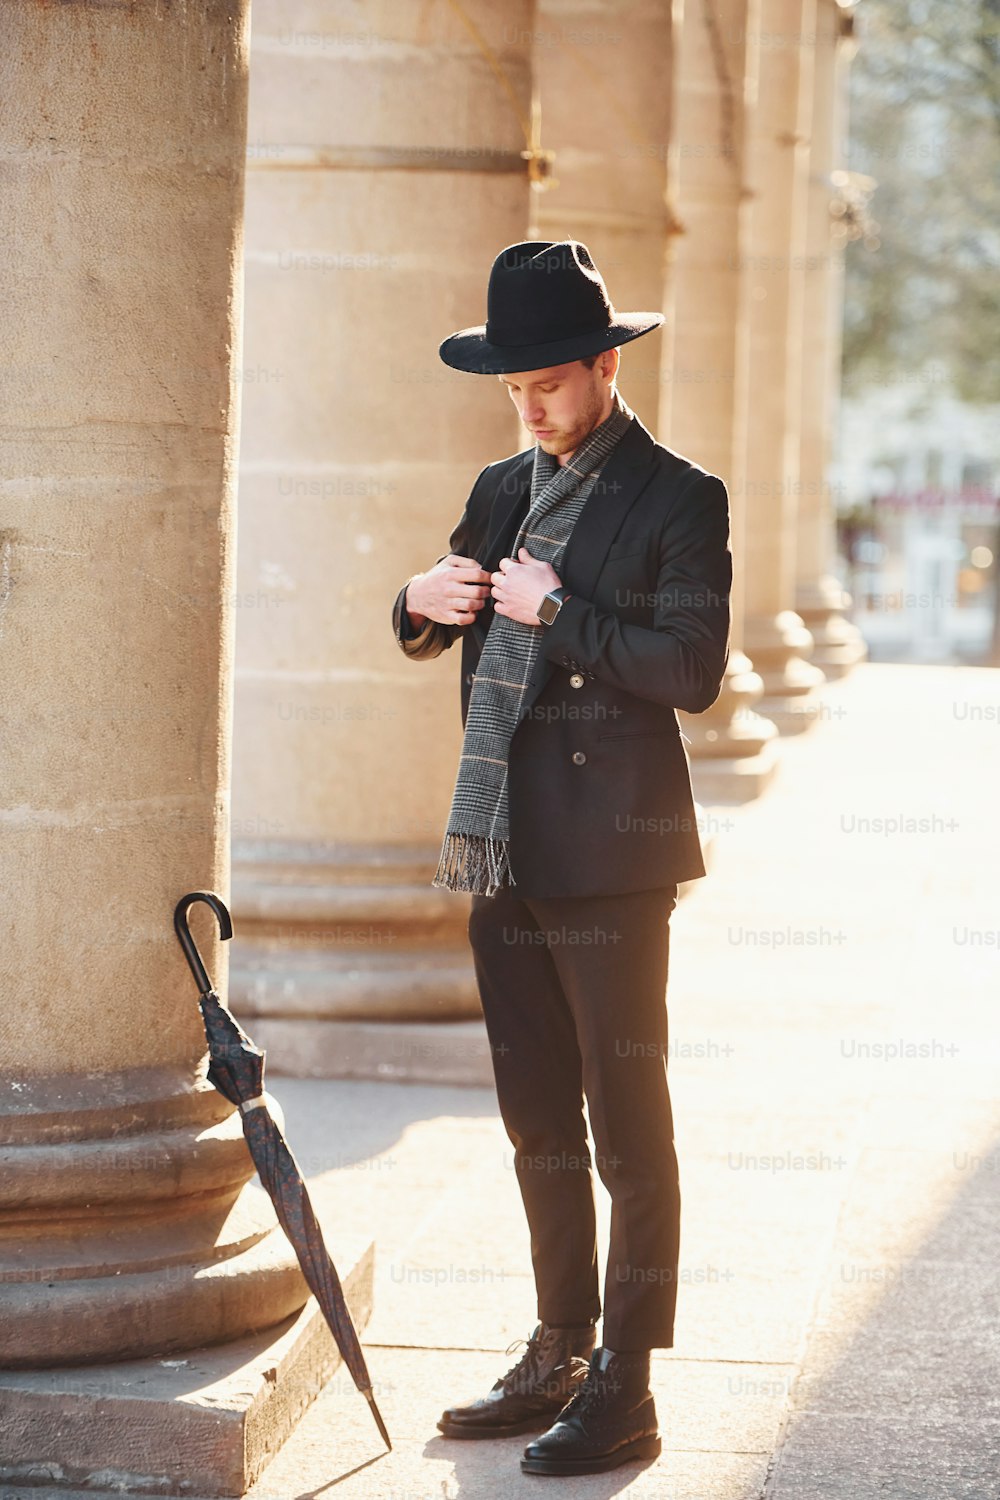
174, 890, 390, 1451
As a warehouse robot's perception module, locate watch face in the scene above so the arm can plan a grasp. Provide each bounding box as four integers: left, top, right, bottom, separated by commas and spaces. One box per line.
538, 593, 559, 625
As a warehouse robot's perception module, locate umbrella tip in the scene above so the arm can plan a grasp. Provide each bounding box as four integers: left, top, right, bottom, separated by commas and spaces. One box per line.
365, 1390, 392, 1451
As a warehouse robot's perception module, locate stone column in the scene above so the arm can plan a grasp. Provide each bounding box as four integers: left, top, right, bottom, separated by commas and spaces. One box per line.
794, 0, 867, 676
0, 0, 308, 1367
741, 0, 826, 731
0, 2, 363, 1490
531, 0, 676, 433
664, 0, 780, 801
230, 3, 533, 1078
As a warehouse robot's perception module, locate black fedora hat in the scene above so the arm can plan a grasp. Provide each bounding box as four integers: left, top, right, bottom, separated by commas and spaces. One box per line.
439, 240, 664, 375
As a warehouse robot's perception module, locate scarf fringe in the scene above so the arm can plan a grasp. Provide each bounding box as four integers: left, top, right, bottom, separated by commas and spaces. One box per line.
432, 831, 513, 897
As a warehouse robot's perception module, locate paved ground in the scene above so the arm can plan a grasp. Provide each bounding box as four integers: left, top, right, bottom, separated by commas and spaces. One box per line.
239, 661, 1000, 1500
18, 661, 996, 1500
222, 661, 1000, 1500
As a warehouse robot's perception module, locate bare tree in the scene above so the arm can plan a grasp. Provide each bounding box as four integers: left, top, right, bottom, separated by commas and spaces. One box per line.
844, 0, 1000, 402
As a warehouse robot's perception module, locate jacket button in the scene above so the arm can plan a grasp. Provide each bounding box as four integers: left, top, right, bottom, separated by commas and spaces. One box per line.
569, 672, 585, 689
571, 750, 587, 766
465, 672, 474, 684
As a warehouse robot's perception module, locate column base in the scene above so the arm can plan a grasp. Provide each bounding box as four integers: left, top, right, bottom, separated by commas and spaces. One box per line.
796, 574, 868, 679
230, 841, 481, 1025
0, 1240, 374, 1497
255, 1016, 498, 1088
744, 611, 827, 735
690, 746, 781, 804
681, 651, 782, 804
0, 1068, 311, 1367
1, 1188, 311, 1369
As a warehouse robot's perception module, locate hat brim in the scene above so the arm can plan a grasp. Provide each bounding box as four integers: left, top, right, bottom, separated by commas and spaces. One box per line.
438, 314, 665, 375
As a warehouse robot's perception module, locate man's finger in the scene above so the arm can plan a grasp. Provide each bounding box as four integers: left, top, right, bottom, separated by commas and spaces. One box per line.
446, 563, 491, 583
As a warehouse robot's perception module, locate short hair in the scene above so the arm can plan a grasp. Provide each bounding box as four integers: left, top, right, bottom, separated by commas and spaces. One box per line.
580, 354, 599, 369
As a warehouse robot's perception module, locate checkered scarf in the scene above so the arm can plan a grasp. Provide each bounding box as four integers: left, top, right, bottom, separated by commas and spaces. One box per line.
432, 391, 634, 896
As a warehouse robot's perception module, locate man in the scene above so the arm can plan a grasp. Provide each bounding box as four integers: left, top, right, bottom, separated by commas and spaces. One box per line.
390, 241, 732, 1477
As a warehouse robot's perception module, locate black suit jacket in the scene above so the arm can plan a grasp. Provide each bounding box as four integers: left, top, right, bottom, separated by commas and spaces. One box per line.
391, 414, 733, 897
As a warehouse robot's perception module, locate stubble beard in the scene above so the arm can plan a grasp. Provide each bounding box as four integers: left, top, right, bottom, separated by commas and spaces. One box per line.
536, 379, 609, 462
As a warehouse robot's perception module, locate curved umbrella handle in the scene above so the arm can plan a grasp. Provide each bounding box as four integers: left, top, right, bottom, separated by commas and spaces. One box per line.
173, 891, 233, 995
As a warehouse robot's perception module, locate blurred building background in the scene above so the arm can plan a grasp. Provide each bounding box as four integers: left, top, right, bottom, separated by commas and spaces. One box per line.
837, 385, 1000, 664
832, 0, 1000, 667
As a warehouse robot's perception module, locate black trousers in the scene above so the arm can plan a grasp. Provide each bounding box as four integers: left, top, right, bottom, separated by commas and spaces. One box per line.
468, 880, 681, 1352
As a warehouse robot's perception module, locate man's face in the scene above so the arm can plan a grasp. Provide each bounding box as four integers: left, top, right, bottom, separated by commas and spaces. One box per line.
498, 353, 616, 462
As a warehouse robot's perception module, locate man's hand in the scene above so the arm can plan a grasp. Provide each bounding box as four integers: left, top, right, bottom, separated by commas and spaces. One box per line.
491, 548, 562, 626
405, 554, 491, 628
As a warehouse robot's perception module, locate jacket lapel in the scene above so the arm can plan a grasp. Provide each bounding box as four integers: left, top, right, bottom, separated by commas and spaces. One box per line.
557, 416, 656, 604
481, 450, 534, 572
471, 449, 533, 644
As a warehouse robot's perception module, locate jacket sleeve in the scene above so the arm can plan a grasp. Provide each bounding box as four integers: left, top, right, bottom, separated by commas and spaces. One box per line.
391, 580, 461, 660
390, 467, 486, 661
539, 472, 733, 713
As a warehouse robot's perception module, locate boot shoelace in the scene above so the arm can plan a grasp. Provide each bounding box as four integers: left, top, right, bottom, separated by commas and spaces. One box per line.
498, 1332, 547, 1392
558, 1363, 621, 1427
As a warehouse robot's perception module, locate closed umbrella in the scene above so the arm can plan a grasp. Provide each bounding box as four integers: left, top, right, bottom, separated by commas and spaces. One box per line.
173, 889, 390, 1451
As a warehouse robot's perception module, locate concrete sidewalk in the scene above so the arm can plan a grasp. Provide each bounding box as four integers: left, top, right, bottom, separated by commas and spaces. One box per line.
239, 662, 999, 1500
17, 662, 1000, 1498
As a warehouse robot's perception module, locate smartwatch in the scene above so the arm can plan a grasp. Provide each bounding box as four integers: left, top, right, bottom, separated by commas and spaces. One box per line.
537, 587, 572, 626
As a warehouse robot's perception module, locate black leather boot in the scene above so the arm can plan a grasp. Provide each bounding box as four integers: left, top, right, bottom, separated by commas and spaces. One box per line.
437, 1322, 596, 1439
520, 1346, 660, 1475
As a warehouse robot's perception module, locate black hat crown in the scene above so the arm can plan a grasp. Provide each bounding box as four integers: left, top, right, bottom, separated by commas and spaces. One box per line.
439, 239, 664, 375
487, 241, 612, 348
